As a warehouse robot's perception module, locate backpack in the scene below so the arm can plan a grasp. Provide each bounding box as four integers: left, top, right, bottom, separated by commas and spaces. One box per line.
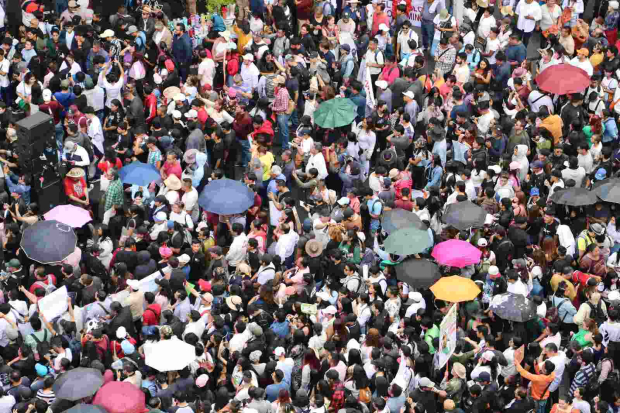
62, 333, 82, 368
358, 387, 371, 403
265, 74, 278, 100
297, 65, 311, 91
346, 274, 366, 295
34, 275, 56, 295
545, 298, 570, 325
361, 248, 377, 267
370, 198, 384, 221
587, 301, 607, 326
31, 329, 51, 360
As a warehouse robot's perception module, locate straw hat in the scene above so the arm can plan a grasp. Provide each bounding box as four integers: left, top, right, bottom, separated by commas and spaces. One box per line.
164, 174, 182, 190
66, 168, 85, 178
305, 239, 324, 257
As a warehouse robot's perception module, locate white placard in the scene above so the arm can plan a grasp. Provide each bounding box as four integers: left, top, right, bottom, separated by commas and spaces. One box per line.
37, 286, 69, 321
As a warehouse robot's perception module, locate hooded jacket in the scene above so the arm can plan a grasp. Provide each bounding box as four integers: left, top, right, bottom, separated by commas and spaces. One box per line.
134, 251, 157, 280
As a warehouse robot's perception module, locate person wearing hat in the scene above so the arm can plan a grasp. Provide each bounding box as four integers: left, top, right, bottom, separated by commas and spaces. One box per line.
60, 0, 84, 24
569, 48, 594, 76
240, 53, 260, 94
63, 166, 90, 207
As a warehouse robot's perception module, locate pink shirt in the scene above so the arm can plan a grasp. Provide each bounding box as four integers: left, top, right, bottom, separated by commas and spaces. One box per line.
380, 65, 400, 85
163, 161, 182, 180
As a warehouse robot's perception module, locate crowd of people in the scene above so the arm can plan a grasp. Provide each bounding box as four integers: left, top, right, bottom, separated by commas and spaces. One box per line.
0, 0, 618, 412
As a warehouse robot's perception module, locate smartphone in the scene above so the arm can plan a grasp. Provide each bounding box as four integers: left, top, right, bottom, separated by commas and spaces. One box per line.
300, 201, 306, 208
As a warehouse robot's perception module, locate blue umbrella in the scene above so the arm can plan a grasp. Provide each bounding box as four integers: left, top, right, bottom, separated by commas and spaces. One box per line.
199, 178, 255, 215
119, 162, 161, 186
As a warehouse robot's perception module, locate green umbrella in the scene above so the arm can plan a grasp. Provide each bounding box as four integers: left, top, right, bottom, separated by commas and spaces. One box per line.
383, 227, 432, 256
313, 98, 358, 128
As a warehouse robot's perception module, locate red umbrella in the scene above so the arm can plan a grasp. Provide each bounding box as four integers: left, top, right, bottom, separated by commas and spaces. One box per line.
535, 64, 590, 95
93, 382, 146, 413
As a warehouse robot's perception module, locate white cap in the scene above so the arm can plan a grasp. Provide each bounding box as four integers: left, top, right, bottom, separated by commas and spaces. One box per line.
153, 73, 162, 84
274, 347, 286, 357
477, 238, 488, 247
375, 80, 388, 89
403, 91, 415, 99
323, 305, 337, 315
379, 23, 389, 32
42, 89, 52, 102
243, 54, 254, 61
184, 109, 198, 118
337, 197, 350, 206
160, 69, 169, 77
116, 326, 127, 339
172, 110, 183, 119
127, 279, 140, 291
408, 292, 422, 303
178, 254, 191, 264
174, 93, 186, 101
481, 350, 495, 362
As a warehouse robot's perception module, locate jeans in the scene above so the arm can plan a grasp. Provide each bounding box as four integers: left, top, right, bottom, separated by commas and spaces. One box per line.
277, 113, 291, 150
54, 123, 64, 161
0, 86, 11, 107
430, 37, 440, 57
239, 138, 251, 167
534, 399, 547, 413
421, 20, 435, 49
519, 29, 534, 47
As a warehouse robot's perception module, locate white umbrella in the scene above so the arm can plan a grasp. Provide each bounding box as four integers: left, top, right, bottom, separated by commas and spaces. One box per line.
145, 339, 196, 372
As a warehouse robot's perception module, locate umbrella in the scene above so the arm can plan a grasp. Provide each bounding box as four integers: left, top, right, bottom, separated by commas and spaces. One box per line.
442, 201, 487, 230
53, 367, 104, 401
384, 227, 432, 256
550, 187, 599, 206
535, 64, 590, 95
66, 405, 108, 413
163, 86, 181, 100
313, 98, 358, 128
382, 209, 425, 234
145, 339, 197, 372
431, 239, 482, 268
21, 220, 77, 264
430, 276, 481, 302
199, 178, 255, 215
592, 178, 620, 204
395, 259, 441, 288
44, 204, 92, 228
93, 382, 145, 413
119, 162, 161, 186
489, 292, 538, 322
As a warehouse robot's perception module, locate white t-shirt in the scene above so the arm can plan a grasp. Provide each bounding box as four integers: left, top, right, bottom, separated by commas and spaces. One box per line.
433, 15, 455, 41
0, 58, 10, 88
198, 58, 215, 87
365, 48, 384, 75
102, 76, 124, 108
485, 37, 501, 65
602, 76, 618, 102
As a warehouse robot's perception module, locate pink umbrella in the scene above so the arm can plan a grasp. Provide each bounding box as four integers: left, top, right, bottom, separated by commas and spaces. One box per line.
431, 239, 482, 268
44, 205, 92, 228
93, 382, 146, 413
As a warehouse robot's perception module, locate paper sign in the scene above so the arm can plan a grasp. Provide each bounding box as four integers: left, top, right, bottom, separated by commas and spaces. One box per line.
435, 303, 458, 369
37, 286, 69, 321
185, 282, 195, 295
514, 344, 525, 365
301, 303, 317, 315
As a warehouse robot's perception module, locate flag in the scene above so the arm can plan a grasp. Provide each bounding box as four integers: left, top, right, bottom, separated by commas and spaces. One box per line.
363, 67, 375, 109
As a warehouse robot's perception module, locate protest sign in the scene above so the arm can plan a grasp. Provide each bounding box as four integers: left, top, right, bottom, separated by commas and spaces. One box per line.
435, 303, 458, 369
38, 286, 69, 321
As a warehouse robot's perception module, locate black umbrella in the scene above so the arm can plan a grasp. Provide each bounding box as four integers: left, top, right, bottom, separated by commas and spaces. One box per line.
489, 292, 538, 322
66, 405, 108, 413
20, 220, 77, 264
382, 209, 425, 234
395, 259, 441, 289
592, 178, 620, 204
550, 187, 599, 206
442, 201, 487, 230
53, 368, 104, 401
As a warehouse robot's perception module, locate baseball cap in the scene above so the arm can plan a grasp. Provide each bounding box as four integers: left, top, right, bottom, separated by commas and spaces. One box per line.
418, 377, 435, 388
184, 109, 198, 118
531, 187, 540, 196
403, 91, 415, 99
595, 168, 607, 180
337, 197, 350, 206
591, 223, 605, 235
274, 347, 286, 357
477, 238, 488, 247
340, 44, 351, 52
477, 371, 492, 382
42, 89, 52, 102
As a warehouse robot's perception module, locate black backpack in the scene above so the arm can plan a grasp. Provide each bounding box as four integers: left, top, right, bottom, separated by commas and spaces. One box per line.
297, 64, 311, 91
587, 301, 607, 326
31, 330, 50, 359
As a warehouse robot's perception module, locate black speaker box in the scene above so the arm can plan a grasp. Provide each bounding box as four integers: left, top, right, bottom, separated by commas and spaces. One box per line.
33, 179, 65, 214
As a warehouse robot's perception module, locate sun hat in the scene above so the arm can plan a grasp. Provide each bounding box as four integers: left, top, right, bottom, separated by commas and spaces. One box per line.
66, 168, 85, 178
305, 239, 323, 257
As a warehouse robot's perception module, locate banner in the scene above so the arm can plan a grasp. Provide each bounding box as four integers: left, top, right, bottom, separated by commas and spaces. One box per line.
363, 67, 376, 108
435, 303, 458, 369
38, 286, 69, 322
384, 0, 425, 27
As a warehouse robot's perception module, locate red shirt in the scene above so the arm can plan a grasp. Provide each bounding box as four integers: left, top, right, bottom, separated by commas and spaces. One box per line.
144, 94, 158, 124
233, 112, 252, 140
394, 199, 414, 211
29, 274, 57, 294
64, 176, 87, 200
142, 304, 161, 326
162, 160, 182, 180
39, 101, 63, 125
98, 158, 123, 174
111, 336, 137, 359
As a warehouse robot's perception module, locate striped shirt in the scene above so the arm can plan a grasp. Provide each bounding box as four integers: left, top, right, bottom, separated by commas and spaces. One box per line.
570, 363, 596, 394
36, 389, 55, 404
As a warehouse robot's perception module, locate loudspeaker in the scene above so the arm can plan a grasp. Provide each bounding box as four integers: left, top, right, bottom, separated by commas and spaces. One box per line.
14, 112, 59, 177
33, 179, 65, 214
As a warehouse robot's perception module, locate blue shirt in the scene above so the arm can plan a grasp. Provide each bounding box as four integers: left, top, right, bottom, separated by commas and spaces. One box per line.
270, 320, 290, 339
7, 173, 30, 204
505, 43, 527, 65
265, 381, 288, 402
603, 118, 618, 143
268, 174, 286, 195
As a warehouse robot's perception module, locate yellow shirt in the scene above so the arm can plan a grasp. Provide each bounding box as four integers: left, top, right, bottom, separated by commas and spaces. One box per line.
259, 152, 275, 181
233, 25, 252, 55
590, 53, 604, 70
550, 274, 577, 300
